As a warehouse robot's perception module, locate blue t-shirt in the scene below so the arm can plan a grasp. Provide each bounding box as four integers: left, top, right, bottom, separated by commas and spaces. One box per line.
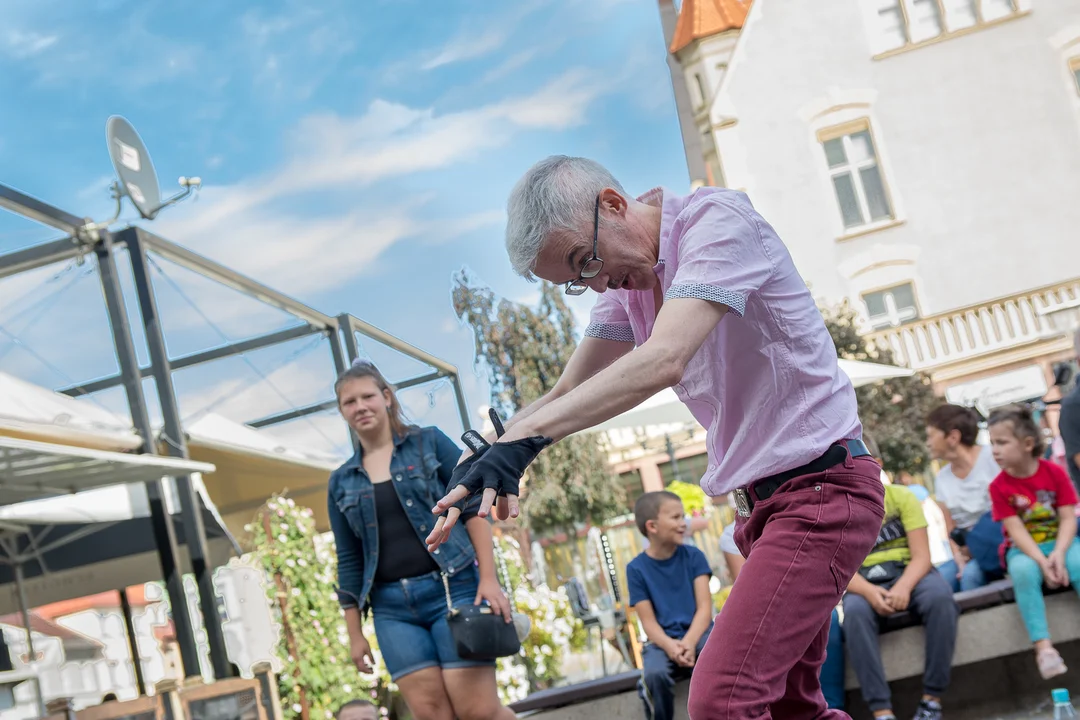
627, 544, 712, 639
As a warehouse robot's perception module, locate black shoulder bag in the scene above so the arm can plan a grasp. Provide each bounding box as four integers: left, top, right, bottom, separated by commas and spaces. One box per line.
442, 546, 528, 660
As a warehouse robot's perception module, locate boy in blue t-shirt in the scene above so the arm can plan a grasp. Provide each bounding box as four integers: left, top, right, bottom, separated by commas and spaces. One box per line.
627, 491, 714, 720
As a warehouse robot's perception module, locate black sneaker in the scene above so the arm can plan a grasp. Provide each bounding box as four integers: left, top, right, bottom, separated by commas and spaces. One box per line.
913, 699, 943, 720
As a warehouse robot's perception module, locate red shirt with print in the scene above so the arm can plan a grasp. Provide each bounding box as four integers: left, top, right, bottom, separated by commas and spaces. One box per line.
990, 459, 1079, 557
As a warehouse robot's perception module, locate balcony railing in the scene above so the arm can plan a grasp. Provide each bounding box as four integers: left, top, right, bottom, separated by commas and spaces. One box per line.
867, 279, 1080, 371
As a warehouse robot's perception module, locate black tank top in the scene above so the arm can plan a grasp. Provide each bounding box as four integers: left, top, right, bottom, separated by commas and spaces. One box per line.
372, 480, 440, 583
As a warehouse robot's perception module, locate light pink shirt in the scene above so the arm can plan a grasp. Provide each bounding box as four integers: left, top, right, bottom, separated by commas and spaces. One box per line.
585, 187, 861, 495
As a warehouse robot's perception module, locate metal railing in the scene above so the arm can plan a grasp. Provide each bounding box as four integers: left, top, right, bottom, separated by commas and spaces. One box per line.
867, 279, 1080, 371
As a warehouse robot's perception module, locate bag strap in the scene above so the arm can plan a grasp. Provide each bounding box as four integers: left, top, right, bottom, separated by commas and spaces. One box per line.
442, 572, 454, 611
442, 543, 514, 612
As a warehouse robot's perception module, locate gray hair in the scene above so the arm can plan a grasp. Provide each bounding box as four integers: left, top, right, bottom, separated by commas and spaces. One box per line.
505, 155, 627, 281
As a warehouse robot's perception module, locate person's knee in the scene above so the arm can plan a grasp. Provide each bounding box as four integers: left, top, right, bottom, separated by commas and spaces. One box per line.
1007, 553, 1044, 589
407, 698, 453, 720
1063, 542, 1080, 582
842, 594, 877, 626
455, 701, 506, 720
643, 664, 673, 690
961, 561, 985, 588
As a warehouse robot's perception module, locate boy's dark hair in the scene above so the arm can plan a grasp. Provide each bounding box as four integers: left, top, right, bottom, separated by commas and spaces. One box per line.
634, 490, 682, 537
987, 404, 1044, 459
927, 404, 980, 447
336, 700, 376, 718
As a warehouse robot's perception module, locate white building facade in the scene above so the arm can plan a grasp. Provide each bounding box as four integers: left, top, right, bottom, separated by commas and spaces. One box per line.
663, 0, 1080, 404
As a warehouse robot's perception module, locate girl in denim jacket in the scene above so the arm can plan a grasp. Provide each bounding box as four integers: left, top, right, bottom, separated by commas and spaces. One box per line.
329, 361, 515, 720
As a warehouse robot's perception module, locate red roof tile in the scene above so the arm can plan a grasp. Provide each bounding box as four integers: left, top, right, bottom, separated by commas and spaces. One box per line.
670, 0, 752, 53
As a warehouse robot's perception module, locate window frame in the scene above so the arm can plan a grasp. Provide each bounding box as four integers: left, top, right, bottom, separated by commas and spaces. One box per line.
869, 0, 1026, 60
816, 119, 896, 233
693, 72, 708, 109
861, 281, 923, 330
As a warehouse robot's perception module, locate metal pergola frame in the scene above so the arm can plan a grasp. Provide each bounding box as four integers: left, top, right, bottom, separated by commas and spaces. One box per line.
0, 183, 473, 683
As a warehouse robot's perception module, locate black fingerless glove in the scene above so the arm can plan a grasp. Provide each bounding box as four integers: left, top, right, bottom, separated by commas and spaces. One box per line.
445, 408, 552, 502
455, 435, 553, 498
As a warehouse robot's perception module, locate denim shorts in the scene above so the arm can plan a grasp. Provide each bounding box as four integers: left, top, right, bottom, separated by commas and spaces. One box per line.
369, 564, 494, 681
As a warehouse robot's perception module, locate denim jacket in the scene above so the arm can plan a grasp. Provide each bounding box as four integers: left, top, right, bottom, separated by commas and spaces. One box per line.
328, 425, 479, 612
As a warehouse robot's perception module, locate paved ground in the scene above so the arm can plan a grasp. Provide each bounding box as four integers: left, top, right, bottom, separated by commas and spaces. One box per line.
989, 701, 1056, 719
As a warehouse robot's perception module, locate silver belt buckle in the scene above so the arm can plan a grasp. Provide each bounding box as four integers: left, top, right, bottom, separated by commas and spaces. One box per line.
733, 489, 752, 518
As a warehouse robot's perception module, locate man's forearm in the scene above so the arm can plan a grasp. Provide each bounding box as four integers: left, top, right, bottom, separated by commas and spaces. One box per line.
512, 345, 680, 441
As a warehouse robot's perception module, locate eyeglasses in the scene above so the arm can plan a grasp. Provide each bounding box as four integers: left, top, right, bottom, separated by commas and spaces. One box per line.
565, 196, 603, 296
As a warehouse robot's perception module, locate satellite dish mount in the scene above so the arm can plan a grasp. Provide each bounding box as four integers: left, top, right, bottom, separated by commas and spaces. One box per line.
105, 115, 200, 223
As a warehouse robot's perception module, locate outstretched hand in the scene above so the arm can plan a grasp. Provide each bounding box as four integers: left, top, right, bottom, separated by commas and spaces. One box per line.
425, 409, 551, 552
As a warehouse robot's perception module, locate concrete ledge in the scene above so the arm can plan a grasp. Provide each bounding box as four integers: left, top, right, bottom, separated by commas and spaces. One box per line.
845, 591, 1080, 689
512, 680, 689, 720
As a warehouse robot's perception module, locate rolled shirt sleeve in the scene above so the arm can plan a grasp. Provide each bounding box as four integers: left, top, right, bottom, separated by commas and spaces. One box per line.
583, 291, 635, 343
665, 194, 777, 318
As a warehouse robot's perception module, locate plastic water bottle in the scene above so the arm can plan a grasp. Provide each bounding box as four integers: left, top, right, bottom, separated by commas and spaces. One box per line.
1053, 688, 1077, 719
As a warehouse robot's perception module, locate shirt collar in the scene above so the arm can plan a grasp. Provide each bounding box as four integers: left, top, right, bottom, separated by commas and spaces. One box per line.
636, 186, 671, 273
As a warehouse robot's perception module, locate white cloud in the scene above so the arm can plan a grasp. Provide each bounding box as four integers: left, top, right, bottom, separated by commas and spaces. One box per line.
76, 176, 114, 202
153, 69, 601, 299
4, 30, 58, 59
422, 28, 508, 71
482, 48, 540, 84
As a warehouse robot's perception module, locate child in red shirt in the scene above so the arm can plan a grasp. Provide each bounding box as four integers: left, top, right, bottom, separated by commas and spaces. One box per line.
988, 405, 1080, 680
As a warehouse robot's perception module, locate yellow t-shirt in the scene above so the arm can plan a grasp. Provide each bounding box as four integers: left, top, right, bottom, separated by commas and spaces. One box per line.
862, 484, 928, 568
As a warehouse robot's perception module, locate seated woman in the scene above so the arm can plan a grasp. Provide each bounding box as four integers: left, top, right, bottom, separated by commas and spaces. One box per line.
927, 404, 1001, 592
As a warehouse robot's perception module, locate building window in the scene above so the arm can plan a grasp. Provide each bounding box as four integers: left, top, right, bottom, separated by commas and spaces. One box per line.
701, 130, 725, 187
862, 282, 920, 329
872, 0, 1020, 55
819, 122, 894, 230
908, 0, 944, 43
619, 469, 646, 506
1071, 57, 1080, 95
980, 0, 1016, 22
693, 73, 708, 108
658, 452, 710, 486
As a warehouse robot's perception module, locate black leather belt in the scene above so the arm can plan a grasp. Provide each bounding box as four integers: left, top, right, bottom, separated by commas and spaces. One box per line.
732, 439, 871, 518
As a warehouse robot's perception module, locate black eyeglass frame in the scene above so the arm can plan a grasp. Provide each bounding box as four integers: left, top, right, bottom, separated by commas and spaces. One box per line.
565, 196, 603, 296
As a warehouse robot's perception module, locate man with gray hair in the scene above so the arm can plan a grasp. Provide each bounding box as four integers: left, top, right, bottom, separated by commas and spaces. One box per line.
430, 156, 886, 719
1058, 327, 1080, 492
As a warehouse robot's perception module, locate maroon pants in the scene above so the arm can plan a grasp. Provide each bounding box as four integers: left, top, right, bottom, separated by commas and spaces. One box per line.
688, 451, 885, 719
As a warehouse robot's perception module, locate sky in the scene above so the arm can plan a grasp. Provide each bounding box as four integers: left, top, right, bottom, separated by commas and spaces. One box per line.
0, 0, 692, 459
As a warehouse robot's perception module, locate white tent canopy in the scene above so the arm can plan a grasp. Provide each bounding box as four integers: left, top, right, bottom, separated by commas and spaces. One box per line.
0, 371, 346, 534
0, 436, 215, 510
0, 372, 140, 451
581, 357, 915, 434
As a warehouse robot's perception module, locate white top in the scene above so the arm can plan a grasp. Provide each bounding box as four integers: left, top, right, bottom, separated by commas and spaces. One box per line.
719, 522, 739, 555
934, 445, 1000, 530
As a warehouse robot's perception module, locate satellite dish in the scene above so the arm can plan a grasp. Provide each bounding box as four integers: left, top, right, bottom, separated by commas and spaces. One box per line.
106, 115, 162, 220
